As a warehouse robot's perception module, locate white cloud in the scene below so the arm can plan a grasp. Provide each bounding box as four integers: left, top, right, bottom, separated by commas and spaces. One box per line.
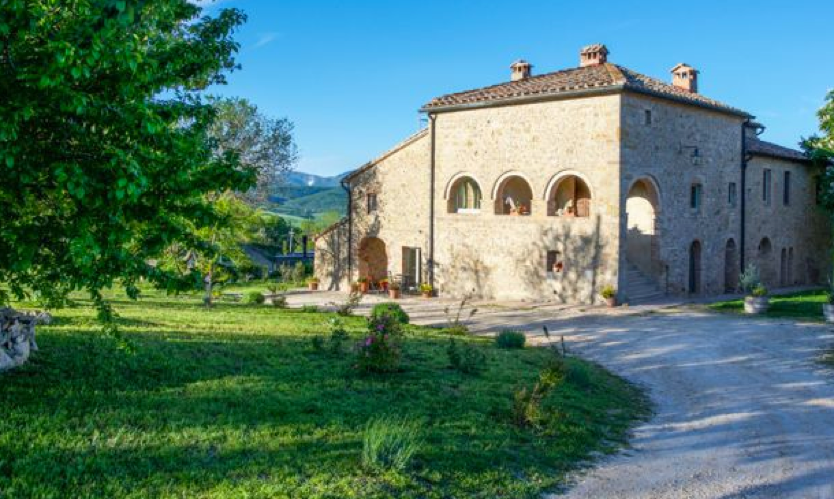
252, 32, 280, 50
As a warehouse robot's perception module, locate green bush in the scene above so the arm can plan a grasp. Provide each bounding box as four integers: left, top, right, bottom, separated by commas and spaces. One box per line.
243, 290, 265, 305
495, 330, 526, 349
362, 416, 423, 472
447, 339, 487, 374
357, 313, 403, 373
371, 302, 410, 325
301, 305, 319, 313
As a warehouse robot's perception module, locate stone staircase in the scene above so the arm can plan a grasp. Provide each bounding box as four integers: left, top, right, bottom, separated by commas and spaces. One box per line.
625, 263, 665, 305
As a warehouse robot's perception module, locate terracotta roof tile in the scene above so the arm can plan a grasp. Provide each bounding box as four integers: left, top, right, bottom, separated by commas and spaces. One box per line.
746, 137, 810, 163
422, 63, 750, 117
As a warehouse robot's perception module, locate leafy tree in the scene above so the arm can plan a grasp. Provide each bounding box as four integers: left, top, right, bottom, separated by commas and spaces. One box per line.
0, 1, 250, 325
803, 90, 834, 278
209, 97, 298, 205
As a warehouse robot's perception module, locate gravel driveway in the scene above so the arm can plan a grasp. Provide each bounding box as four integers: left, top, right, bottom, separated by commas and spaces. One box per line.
291, 292, 834, 497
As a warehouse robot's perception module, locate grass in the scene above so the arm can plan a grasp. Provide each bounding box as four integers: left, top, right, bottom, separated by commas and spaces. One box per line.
0, 288, 649, 498
709, 289, 828, 321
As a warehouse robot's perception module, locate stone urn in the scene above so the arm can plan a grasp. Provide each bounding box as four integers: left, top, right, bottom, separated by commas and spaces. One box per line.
823, 303, 834, 323
744, 296, 770, 314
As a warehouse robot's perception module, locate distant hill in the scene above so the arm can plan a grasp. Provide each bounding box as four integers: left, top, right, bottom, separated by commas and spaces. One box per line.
269, 170, 351, 219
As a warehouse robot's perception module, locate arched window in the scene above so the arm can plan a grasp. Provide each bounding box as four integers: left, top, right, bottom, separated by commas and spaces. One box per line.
495, 175, 533, 215
447, 177, 482, 213
548, 175, 592, 217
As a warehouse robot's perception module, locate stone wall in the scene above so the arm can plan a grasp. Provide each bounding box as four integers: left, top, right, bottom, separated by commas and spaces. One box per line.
620, 93, 745, 296
744, 155, 830, 288
432, 95, 622, 302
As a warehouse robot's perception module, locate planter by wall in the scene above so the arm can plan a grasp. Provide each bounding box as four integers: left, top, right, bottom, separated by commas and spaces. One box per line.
359, 282, 369, 294
421, 291, 432, 299
605, 297, 616, 308
308, 282, 319, 291
744, 296, 770, 314
389, 289, 401, 299
823, 303, 834, 323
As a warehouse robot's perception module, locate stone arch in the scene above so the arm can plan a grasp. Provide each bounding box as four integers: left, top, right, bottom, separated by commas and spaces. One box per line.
358, 237, 388, 282
626, 178, 662, 280
724, 238, 738, 292
689, 240, 702, 294
493, 173, 533, 215
546, 173, 593, 217
445, 175, 483, 213
443, 172, 484, 200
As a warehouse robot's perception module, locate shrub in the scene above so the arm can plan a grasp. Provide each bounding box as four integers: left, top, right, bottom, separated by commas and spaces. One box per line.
371, 303, 409, 325
447, 339, 487, 374
419, 283, 433, 293
243, 290, 265, 305
751, 285, 768, 298
270, 294, 288, 308
512, 360, 566, 428
600, 285, 616, 299
362, 416, 423, 472
356, 312, 403, 373
739, 264, 762, 294
495, 330, 526, 349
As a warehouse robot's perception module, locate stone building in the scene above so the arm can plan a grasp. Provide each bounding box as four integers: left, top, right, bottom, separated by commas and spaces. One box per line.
315, 44, 829, 303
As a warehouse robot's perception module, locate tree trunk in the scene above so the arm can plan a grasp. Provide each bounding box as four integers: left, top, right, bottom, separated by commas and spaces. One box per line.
204, 262, 214, 307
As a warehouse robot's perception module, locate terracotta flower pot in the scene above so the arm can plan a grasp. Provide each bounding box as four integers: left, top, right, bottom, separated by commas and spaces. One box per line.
359, 282, 369, 294
605, 297, 616, 308
421, 291, 432, 299
744, 296, 769, 314
389, 289, 401, 299
308, 282, 319, 291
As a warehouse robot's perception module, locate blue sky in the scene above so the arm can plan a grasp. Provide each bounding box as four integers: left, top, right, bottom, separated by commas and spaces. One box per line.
200, 0, 834, 177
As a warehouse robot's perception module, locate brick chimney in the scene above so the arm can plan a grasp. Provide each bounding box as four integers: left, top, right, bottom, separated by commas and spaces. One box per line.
579, 44, 608, 67
510, 60, 533, 81
671, 63, 699, 93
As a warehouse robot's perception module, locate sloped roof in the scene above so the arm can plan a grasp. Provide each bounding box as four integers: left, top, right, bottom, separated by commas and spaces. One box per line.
422, 63, 750, 117
746, 137, 811, 163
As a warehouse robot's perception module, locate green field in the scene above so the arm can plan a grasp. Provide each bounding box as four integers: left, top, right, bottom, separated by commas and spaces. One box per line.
1, 289, 648, 498
709, 289, 828, 321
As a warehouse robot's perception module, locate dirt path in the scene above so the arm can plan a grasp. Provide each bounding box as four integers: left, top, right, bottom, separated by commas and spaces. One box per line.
290, 292, 834, 497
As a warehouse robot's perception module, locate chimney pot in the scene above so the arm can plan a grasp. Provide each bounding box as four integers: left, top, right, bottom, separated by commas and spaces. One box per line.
671, 63, 699, 93
579, 44, 609, 67
510, 60, 533, 81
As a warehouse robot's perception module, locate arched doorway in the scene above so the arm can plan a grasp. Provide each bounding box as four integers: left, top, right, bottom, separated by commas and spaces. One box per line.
689, 240, 702, 294
626, 179, 661, 279
757, 237, 774, 286
358, 237, 388, 282
724, 239, 738, 293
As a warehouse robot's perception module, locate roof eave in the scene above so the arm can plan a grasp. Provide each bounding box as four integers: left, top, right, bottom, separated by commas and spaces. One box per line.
420, 84, 626, 114
623, 86, 753, 119
750, 151, 813, 165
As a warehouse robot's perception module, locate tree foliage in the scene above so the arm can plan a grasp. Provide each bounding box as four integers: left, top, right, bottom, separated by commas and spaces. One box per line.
209, 97, 298, 204
804, 90, 834, 211
0, 1, 251, 315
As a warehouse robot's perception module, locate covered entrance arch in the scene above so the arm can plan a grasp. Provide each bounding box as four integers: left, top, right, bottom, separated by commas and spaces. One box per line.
626, 179, 661, 279
358, 237, 388, 282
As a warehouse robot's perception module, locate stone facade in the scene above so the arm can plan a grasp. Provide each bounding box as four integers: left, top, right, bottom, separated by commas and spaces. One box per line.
316, 49, 829, 303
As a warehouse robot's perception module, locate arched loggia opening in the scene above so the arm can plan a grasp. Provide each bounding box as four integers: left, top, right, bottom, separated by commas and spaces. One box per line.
494, 175, 533, 216
626, 179, 661, 280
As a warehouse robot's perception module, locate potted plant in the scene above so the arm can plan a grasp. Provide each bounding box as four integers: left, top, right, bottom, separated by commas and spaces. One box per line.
307, 277, 319, 291
744, 285, 769, 314
823, 285, 834, 323
350, 281, 360, 293
357, 277, 370, 294
379, 278, 389, 292
388, 281, 401, 299
601, 285, 617, 307
419, 283, 433, 299
739, 264, 769, 314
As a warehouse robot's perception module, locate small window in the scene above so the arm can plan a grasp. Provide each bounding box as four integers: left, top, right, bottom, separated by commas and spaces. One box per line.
367, 193, 378, 213
690, 183, 703, 211
644, 109, 652, 125
763, 169, 772, 205
728, 182, 737, 207
546, 250, 563, 274
783, 171, 791, 206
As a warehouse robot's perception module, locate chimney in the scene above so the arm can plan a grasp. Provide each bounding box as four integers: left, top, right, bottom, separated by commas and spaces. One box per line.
510, 60, 533, 81
579, 44, 608, 67
671, 63, 699, 93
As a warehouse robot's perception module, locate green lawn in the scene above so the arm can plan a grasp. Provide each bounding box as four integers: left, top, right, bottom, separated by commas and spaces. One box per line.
1, 289, 648, 498
709, 289, 828, 321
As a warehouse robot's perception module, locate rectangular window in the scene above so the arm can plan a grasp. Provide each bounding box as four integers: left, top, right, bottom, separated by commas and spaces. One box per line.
546, 250, 562, 274
690, 184, 702, 211
783, 171, 791, 206
728, 182, 737, 207
367, 193, 378, 213
644, 109, 652, 126
763, 169, 772, 205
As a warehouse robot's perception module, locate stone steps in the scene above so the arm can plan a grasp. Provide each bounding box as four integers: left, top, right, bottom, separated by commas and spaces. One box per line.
625, 264, 665, 304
